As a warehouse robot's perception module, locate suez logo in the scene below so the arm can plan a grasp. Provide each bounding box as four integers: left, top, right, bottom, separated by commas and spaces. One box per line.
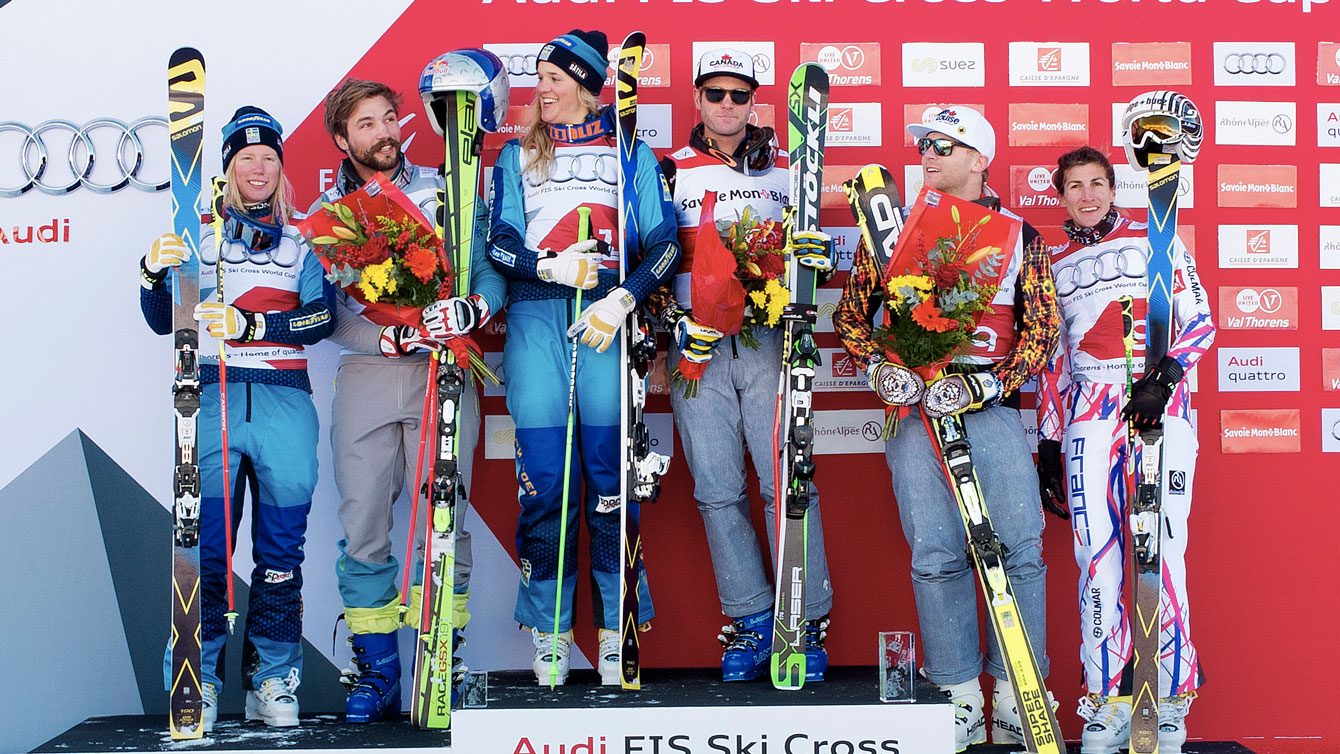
799, 43, 881, 87
1218, 286, 1298, 330
1220, 409, 1301, 454
1008, 42, 1090, 87
1110, 42, 1192, 87
825, 104, 882, 147
1, 218, 72, 244
1007, 103, 1089, 147
603, 43, 670, 88
1215, 101, 1297, 147
1213, 42, 1296, 86
1217, 164, 1298, 208
1218, 225, 1299, 268
901, 43, 984, 88
690, 41, 775, 86
1321, 42, 1340, 85
1112, 163, 1196, 209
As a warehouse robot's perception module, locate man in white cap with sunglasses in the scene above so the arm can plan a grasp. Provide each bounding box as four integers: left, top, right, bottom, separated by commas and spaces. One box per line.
649, 48, 837, 684
834, 105, 1062, 751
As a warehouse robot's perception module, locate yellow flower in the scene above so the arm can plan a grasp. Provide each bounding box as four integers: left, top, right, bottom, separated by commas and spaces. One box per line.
763, 277, 787, 326
357, 277, 381, 303
359, 258, 396, 303
887, 274, 934, 294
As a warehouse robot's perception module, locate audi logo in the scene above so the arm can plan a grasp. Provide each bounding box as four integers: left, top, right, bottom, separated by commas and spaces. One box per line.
0, 117, 169, 198
526, 151, 618, 187
1222, 52, 1288, 75
1053, 245, 1148, 297
497, 53, 539, 77
202, 232, 301, 268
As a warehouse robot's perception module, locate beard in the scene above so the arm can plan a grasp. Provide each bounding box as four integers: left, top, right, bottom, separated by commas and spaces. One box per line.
351, 137, 402, 173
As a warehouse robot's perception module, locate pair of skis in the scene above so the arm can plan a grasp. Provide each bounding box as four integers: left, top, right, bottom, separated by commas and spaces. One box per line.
845, 164, 1064, 754
768, 63, 829, 691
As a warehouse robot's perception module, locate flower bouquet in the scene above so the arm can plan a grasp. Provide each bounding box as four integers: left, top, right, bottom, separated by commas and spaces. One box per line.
297, 172, 495, 381
673, 191, 789, 396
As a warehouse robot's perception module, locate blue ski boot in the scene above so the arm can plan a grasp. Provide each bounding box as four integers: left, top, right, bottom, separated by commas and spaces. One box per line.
804, 614, 830, 682
718, 609, 771, 682
345, 632, 401, 723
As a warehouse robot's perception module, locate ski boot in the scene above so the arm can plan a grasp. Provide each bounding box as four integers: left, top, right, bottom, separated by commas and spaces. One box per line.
450, 631, 468, 707
531, 628, 572, 686
718, 609, 771, 682
990, 676, 1058, 745
344, 632, 401, 723
804, 614, 830, 682
597, 629, 622, 686
1078, 693, 1132, 754
201, 682, 218, 734
245, 669, 300, 728
937, 678, 986, 753
1158, 691, 1197, 754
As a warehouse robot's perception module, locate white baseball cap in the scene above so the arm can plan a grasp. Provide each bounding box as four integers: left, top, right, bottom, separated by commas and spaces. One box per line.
694, 48, 759, 88
907, 105, 996, 166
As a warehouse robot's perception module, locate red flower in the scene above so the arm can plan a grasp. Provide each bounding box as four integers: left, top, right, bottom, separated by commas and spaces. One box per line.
756, 250, 786, 279
934, 263, 963, 288
355, 234, 390, 265
912, 298, 959, 333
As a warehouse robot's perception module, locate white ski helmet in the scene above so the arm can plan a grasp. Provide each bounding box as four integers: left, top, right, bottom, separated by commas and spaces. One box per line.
1120, 90, 1202, 169
419, 49, 510, 135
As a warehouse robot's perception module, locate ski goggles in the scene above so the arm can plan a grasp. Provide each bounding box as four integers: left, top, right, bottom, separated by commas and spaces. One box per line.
702, 87, 752, 105
1127, 114, 1182, 150
916, 137, 967, 157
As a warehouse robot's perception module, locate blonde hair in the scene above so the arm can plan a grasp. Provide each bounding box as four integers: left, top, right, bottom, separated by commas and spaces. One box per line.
224, 161, 296, 224
520, 87, 604, 184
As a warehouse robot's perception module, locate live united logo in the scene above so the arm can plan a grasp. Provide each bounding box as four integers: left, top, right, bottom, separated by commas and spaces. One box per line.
511, 733, 904, 754
0, 218, 71, 244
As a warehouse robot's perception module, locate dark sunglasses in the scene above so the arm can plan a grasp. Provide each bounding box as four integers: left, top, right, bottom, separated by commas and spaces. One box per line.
916, 137, 967, 157
702, 87, 752, 105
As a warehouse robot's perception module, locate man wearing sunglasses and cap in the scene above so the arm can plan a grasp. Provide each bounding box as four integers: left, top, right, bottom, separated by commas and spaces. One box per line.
650, 48, 837, 684
834, 105, 1061, 751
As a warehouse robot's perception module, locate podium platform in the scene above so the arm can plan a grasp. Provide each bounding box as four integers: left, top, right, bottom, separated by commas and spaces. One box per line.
32, 667, 1259, 754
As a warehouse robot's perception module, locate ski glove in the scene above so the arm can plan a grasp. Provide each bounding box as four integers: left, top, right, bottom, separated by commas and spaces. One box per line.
146, 233, 191, 273
537, 239, 603, 289
569, 287, 635, 353
1036, 439, 1070, 520
866, 360, 925, 406
422, 294, 490, 338
672, 314, 724, 364
790, 228, 836, 272
194, 301, 262, 342
1121, 355, 1184, 431
922, 372, 1003, 419
379, 325, 439, 358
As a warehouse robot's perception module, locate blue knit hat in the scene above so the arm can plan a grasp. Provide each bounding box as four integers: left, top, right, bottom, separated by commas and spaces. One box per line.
538, 29, 609, 96
221, 106, 284, 173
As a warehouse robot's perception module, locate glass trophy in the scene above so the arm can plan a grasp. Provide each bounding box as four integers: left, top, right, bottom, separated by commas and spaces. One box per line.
879, 631, 915, 702
461, 670, 489, 709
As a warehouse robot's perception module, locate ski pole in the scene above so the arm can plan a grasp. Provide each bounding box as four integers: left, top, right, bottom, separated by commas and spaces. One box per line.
210, 178, 238, 634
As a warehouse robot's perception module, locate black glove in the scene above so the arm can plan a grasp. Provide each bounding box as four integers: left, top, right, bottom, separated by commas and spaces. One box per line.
1036, 439, 1069, 520
1120, 355, 1185, 431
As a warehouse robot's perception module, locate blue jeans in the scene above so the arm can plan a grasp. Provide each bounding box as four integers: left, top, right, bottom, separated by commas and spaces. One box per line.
669, 327, 834, 620
884, 405, 1049, 686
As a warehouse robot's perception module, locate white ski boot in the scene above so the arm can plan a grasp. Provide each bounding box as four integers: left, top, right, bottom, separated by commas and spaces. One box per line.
1078, 693, 1132, 754
531, 628, 572, 686
598, 628, 622, 686
201, 682, 218, 734
990, 676, 1059, 746
1158, 691, 1197, 753
245, 670, 300, 727
937, 678, 986, 752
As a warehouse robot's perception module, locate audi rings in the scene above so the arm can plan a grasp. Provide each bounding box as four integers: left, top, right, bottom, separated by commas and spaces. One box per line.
526, 151, 619, 187
0, 117, 169, 198
497, 53, 539, 77
1222, 52, 1288, 75
1053, 244, 1148, 297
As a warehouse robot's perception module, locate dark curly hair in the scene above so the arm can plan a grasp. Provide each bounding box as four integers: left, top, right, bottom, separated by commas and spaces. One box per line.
1052, 146, 1115, 194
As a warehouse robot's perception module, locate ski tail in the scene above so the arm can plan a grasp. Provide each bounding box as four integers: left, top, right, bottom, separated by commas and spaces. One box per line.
167, 45, 205, 742
770, 62, 828, 691
615, 31, 647, 691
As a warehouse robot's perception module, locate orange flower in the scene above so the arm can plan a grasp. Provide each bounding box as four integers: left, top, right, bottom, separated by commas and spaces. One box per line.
911, 298, 959, 333
404, 242, 439, 283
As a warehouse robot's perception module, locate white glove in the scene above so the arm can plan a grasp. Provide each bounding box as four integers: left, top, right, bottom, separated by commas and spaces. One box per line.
568, 287, 636, 353
378, 325, 440, 358
145, 233, 191, 273
672, 314, 723, 364
866, 360, 925, 406
537, 239, 602, 289
790, 228, 835, 272
922, 372, 1003, 418
194, 301, 260, 342
422, 294, 490, 338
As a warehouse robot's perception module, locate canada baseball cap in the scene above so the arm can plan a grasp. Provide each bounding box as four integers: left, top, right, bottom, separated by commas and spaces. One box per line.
907, 105, 996, 166
694, 48, 759, 88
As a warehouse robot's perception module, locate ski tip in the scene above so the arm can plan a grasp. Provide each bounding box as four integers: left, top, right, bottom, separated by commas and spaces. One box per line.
169, 47, 204, 65
620, 31, 647, 48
